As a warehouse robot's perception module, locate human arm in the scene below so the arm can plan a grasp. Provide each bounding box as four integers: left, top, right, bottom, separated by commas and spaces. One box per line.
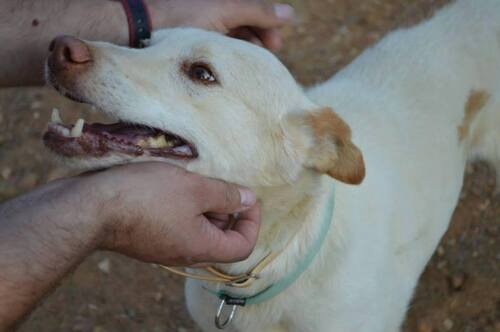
0, 162, 260, 331
0, 0, 293, 87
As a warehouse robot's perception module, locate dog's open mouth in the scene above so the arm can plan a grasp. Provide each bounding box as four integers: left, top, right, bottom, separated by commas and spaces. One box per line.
43, 109, 198, 160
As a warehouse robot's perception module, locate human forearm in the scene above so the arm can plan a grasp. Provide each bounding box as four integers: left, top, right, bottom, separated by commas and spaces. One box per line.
0, 163, 260, 330
0, 0, 128, 87
0, 178, 101, 331
0, 0, 293, 87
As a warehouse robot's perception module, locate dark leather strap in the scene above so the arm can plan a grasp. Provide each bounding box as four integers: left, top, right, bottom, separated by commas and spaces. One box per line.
115, 0, 152, 48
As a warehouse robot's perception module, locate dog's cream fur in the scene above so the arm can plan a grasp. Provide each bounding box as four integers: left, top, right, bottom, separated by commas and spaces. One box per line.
53, 1, 500, 331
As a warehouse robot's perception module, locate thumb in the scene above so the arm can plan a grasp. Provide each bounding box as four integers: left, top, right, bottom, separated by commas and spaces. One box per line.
221, 1, 294, 30
200, 178, 257, 214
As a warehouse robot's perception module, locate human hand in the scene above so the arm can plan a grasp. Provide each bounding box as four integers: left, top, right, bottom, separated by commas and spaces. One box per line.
86, 163, 261, 266
145, 0, 294, 51
0, 162, 259, 328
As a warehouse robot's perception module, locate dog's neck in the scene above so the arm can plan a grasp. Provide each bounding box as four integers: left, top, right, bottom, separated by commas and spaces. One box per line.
256, 172, 324, 245
218, 171, 333, 277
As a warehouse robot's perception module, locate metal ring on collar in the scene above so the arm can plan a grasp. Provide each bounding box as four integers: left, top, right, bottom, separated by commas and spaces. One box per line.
215, 299, 238, 330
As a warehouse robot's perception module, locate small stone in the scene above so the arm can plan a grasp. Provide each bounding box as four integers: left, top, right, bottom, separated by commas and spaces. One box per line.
478, 199, 490, 211
30, 101, 42, 109
33, 111, 40, 119
1, 167, 12, 180
93, 326, 105, 332
443, 319, 454, 331
450, 272, 466, 290
97, 258, 111, 274
154, 292, 163, 303
437, 260, 447, 270
472, 251, 479, 258
124, 307, 136, 320
437, 246, 445, 257
417, 320, 433, 332
88, 303, 98, 310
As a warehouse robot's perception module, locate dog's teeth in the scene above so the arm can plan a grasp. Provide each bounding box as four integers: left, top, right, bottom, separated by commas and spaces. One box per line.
158, 135, 171, 147
148, 135, 170, 148
137, 139, 148, 148
51, 108, 62, 124
138, 136, 175, 149
71, 119, 85, 137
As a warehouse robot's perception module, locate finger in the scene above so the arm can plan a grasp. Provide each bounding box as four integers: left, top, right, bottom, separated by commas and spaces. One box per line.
198, 178, 257, 214
202, 203, 261, 263
254, 28, 283, 51
207, 213, 242, 231
228, 27, 264, 47
205, 213, 231, 230
205, 213, 231, 222
209, 219, 229, 229
221, 2, 294, 31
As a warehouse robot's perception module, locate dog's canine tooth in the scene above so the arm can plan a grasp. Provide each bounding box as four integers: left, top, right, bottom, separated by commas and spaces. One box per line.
51, 108, 62, 124
71, 119, 85, 137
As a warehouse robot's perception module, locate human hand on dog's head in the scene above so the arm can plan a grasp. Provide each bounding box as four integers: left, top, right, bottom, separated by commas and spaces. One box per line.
85, 162, 261, 266
146, 0, 294, 51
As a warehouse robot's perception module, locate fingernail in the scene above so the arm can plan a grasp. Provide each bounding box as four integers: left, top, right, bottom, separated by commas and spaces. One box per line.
239, 188, 257, 207
274, 4, 294, 20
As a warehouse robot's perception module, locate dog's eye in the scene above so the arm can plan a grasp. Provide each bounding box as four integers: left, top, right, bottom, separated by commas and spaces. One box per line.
188, 63, 217, 84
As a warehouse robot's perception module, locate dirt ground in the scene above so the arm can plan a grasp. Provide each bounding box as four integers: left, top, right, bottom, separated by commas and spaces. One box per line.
0, 0, 499, 331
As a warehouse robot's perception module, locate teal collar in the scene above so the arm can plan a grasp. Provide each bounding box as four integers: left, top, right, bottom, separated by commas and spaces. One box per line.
208, 183, 336, 307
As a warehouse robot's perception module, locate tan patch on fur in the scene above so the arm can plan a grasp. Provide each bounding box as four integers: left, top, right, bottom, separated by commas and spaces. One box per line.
307, 108, 365, 185
458, 90, 490, 141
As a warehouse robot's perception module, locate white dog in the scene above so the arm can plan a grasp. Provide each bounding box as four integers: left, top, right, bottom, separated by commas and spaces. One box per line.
44, 0, 500, 331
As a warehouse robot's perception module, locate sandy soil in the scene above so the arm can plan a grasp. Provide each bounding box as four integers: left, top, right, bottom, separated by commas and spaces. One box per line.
0, 1, 498, 331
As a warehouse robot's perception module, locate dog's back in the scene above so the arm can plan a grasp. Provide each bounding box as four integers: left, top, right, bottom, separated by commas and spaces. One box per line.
305, 2, 500, 329
309, 0, 500, 189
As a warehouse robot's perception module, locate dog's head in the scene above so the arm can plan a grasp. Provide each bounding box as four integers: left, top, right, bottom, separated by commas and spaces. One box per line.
44, 28, 364, 187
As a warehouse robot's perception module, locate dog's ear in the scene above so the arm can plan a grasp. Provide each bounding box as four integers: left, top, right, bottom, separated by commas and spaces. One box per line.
286, 107, 365, 185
